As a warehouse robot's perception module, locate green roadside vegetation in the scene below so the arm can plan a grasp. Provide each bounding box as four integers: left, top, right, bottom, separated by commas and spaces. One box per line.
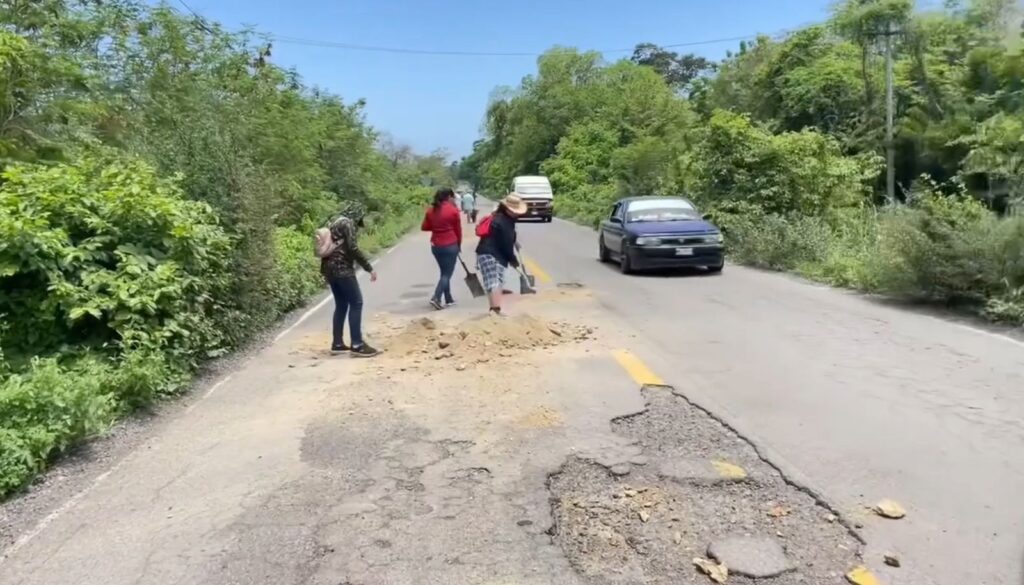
459, 0, 1024, 324
0, 1, 451, 496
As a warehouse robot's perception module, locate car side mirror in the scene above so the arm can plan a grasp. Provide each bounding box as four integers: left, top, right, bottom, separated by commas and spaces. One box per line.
702, 214, 711, 220
609, 216, 622, 224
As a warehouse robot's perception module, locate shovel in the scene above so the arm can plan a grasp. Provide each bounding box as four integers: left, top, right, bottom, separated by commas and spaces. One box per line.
459, 256, 486, 298
516, 249, 537, 294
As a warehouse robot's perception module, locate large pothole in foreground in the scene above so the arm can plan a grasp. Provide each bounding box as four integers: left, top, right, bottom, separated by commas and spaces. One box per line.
548, 388, 862, 584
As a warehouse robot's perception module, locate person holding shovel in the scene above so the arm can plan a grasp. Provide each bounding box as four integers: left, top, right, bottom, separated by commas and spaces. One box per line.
475, 194, 527, 315
421, 187, 463, 310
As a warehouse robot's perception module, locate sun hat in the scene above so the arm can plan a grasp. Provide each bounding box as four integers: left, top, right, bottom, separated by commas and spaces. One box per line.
501, 194, 528, 215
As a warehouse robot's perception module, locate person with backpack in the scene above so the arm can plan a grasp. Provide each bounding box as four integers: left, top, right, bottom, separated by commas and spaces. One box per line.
475, 194, 528, 315
315, 201, 379, 357
421, 187, 462, 310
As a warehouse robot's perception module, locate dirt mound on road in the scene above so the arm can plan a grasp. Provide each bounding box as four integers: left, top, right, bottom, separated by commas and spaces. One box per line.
384, 314, 593, 363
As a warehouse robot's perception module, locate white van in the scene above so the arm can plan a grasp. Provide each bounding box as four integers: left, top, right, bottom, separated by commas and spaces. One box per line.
510, 176, 554, 222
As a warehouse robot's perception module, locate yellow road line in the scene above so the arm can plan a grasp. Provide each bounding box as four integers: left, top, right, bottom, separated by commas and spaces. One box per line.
711, 460, 748, 480
846, 566, 882, 585
612, 350, 666, 386
522, 256, 552, 284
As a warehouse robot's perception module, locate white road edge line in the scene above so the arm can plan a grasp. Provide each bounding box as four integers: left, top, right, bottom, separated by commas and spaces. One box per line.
1, 241, 406, 561
1, 459, 125, 562
2, 369, 239, 561
272, 294, 332, 344
950, 322, 1024, 349
184, 374, 234, 414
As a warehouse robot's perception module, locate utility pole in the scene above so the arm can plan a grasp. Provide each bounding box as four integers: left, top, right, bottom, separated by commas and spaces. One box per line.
884, 22, 896, 205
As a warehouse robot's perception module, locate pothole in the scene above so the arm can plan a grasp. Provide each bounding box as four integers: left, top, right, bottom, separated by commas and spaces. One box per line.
547, 386, 863, 584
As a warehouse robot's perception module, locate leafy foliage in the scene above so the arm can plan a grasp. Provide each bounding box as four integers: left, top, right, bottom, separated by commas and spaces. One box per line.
465, 0, 1024, 324
0, 0, 436, 496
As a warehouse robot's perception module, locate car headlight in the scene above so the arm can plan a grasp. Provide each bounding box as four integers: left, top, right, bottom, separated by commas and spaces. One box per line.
706, 233, 724, 244
635, 237, 662, 246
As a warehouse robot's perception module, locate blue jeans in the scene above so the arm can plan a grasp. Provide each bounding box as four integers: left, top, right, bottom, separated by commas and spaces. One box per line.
431, 244, 459, 304
328, 276, 363, 347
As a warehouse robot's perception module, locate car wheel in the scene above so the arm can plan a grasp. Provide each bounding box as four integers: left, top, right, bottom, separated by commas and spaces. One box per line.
707, 262, 724, 274
598, 236, 611, 263
619, 245, 634, 274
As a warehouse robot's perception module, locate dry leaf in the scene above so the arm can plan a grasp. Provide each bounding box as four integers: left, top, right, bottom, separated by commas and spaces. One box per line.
768, 505, 791, 518
693, 557, 728, 583
846, 566, 881, 585
874, 499, 906, 519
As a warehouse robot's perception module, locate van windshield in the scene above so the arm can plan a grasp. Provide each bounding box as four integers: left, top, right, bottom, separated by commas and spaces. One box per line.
517, 184, 551, 196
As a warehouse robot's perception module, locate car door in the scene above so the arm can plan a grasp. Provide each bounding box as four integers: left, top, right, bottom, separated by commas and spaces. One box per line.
603, 202, 626, 253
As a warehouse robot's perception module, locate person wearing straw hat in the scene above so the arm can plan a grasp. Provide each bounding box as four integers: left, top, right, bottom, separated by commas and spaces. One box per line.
475, 194, 528, 315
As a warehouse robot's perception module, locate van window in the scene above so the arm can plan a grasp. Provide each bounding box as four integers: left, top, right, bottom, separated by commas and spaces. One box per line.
516, 183, 552, 196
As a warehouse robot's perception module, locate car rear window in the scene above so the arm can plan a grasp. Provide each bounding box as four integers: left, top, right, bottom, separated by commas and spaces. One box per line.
626, 199, 698, 222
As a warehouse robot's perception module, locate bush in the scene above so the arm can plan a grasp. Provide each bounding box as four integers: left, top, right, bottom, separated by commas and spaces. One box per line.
0, 350, 183, 497
269, 227, 323, 315
710, 203, 831, 270
871, 186, 1005, 303
0, 155, 233, 366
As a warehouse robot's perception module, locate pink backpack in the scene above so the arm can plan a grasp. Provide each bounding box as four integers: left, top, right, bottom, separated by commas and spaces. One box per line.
314, 225, 338, 258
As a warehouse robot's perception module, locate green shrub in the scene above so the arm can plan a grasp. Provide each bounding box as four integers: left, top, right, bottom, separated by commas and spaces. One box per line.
269, 227, 323, 315
711, 204, 831, 270
0, 154, 233, 366
801, 209, 882, 289
0, 350, 185, 496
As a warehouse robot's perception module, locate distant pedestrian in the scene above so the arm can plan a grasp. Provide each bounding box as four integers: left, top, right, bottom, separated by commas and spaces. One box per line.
421, 187, 463, 310
320, 201, 379, 357
475, 194, 527, 315
462, 191, 476, 223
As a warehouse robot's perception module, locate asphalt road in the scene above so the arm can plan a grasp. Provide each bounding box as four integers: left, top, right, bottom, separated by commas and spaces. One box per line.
523, 217, 1024, 585
1, 213, 1022, 585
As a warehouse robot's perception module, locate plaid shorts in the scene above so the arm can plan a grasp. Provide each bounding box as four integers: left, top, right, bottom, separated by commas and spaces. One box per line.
477, 254, 505, 292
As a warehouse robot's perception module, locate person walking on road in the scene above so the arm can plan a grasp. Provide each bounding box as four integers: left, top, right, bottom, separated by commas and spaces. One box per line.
321, 201, 379, 357
476, 194, 527, 315
421, 187, 463, 310
461, 191, 476, 223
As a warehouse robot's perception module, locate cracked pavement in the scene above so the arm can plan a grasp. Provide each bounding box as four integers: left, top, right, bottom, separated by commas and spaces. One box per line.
2, 219, 1023, 585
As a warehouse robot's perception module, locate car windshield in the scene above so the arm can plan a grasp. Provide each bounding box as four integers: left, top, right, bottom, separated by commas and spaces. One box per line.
625, 199, 699, 222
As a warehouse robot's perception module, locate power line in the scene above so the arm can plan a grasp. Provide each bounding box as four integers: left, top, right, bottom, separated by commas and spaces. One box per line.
267, 32, 767, 57
172, 1, 778, 58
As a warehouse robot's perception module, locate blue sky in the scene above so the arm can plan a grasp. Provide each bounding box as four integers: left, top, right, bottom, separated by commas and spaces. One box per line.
178, 0, 837, 157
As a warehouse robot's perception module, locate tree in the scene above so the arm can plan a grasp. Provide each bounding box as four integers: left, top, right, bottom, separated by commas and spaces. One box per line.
631, 43, 715, 90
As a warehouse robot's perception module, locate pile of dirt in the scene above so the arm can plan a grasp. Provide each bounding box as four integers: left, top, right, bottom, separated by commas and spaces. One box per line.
384, 314, 593, 362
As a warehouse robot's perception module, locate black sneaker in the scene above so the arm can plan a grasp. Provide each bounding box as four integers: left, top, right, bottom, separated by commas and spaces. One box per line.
445, 300, 457, 308
429, 298, 443, 311
330, 343, 349, 355
351, 343, 380, 358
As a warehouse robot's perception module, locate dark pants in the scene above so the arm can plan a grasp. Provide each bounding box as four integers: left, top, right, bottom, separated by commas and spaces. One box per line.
431, 244, 459, 304
328, 276, 363, 348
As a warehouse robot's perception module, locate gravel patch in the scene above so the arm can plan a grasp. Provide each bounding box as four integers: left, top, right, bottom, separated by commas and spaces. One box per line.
548, 387, 863, 584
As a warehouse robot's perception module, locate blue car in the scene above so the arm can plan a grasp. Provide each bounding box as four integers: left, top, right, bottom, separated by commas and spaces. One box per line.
598, 196, 725, 274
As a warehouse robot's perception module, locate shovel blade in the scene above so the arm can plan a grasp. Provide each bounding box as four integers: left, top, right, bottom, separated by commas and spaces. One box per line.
465, 273, 486, 298
519, 273, 537, 295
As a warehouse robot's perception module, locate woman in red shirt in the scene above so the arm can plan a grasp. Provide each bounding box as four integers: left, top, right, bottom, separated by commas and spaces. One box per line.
421, 188, 463, 310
